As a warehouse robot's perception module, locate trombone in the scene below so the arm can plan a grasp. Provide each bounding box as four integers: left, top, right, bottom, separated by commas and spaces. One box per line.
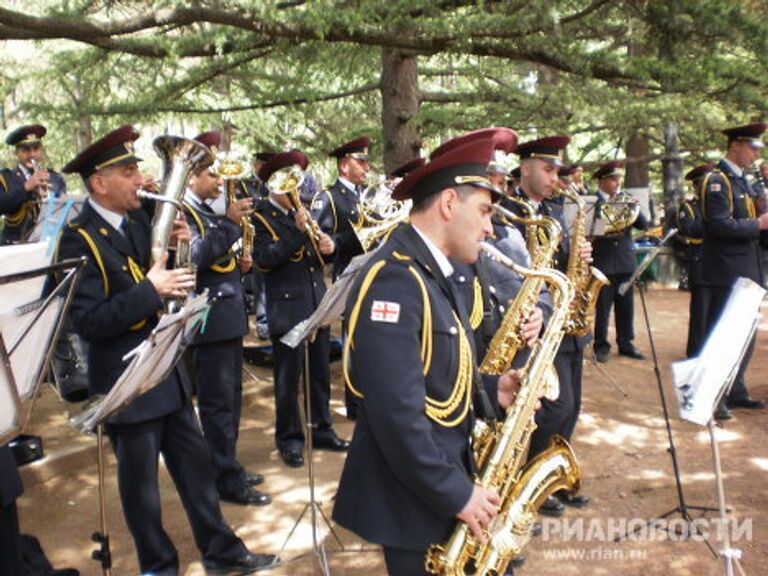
268, 166, 326, 266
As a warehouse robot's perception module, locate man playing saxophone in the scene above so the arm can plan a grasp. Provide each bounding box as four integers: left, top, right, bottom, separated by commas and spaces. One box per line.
332, 129, 522, 576
506, 136, 594, 516
182, 131, 271, 507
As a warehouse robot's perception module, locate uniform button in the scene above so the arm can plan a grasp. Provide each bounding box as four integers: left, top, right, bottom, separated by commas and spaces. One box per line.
284, 293, 290, 299
310, 267, 315, 272
458, 275, 466, 282
449, 326, 458, 335
489, 285, 496, 294
500, 305, 506, 313
122, 265, 128, 271
313, 282, 317, 287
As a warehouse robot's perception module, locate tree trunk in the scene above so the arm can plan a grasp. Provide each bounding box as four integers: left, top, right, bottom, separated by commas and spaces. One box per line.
380, 48, 421, 175
661, 122, 683, 230
624, 131, 649, 189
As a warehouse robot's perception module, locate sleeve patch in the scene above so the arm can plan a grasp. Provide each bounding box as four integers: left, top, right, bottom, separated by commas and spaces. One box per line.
371, 300, 401, 323
710, 183, 722, 192
311, 199, 323, 211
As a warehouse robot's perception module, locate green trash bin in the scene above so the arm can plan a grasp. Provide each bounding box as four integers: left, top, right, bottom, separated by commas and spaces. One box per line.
634, 241, 658, 282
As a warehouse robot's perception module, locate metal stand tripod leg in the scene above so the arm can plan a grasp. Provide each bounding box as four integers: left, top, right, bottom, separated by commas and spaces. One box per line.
614, 283, 718, 556
92, 424, 112, 575
279, 336, 344, 575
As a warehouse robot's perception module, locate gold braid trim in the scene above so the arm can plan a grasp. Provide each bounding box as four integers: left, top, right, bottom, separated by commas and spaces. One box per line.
127, 256, 148, 331
76, 228, 109, 295
469, 277, 483, 330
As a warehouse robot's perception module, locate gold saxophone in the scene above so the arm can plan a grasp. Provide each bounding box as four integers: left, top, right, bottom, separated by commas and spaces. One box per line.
426, 242, 580, 576
555, 185, 609, 336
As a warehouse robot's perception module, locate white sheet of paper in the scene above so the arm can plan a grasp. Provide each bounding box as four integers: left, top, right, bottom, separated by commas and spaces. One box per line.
0, 243, 52, 312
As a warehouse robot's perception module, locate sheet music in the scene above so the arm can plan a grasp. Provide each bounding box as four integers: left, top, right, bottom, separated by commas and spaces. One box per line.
672, 278, 765, 426
0, 341, 22, 445
562, 195, 601, 238
0, 243, 52, 310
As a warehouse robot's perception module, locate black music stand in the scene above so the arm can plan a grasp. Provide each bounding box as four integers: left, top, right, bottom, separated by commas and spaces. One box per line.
613, 230, 718, 553
279, 252, 377, 575
71, 293, 210, 576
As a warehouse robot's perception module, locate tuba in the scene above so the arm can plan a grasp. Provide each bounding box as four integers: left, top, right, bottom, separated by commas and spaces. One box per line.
150, 135, 214, 266
555, 185, 609, 336
599, 191, 640, 235
426, 242, 580, 576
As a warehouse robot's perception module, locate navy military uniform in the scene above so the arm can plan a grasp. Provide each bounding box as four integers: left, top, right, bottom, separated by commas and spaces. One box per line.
310, 137, 371, 281
701, 123, 767, 409
57, 126, 274, 575
0, 445, 24, 575
1, 124, 67, 244
591, 161, 648, 360
333, 129, 518, 575
677, 163, 711, 358
252, 151, 342, 465
184, 187, 264, 501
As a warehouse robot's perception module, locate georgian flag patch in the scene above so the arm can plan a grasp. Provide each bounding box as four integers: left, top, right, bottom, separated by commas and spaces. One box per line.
710, 183, 721, 192
371, 300, 400, 323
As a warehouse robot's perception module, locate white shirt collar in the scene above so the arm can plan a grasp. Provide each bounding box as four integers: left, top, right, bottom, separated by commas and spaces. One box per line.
88, 198, 125, 233
722, 158, 743, 178
338, 177, 357, 193
411, 224, 454, 278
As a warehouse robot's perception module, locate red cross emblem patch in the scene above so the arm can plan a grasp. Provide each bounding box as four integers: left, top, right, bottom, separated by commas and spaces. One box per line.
371, 300, 400, 323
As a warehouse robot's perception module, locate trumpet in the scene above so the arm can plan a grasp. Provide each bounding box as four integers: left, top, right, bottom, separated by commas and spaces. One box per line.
30, 158, 52, 200
214, 151, 255, 262
268, 166, 326, 265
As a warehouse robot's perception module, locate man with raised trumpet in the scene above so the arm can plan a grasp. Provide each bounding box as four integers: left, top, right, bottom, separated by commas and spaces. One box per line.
181, 131, 271, 507
333, 129, 523, 576
0, 124, 67, 244
252, 150, 348, 469
591, 160, 648, 363
57, 126, 277, 575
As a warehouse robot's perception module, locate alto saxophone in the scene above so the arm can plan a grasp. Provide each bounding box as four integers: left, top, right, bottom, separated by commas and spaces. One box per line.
425, 243, 580, 576
556, 185, 609, 336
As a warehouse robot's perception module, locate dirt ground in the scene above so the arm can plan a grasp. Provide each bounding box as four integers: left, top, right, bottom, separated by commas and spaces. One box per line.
15, 286, 768, 575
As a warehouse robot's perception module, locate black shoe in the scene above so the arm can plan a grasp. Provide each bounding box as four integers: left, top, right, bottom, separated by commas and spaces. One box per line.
538, 495, 565, 517
594, 349, 609, 363
618, 345, 646, 360
714, 405, 733, 421
531, 522, 542, 537
558, 491, 590, 508
312, 430, 351, 452
242, 470, 264, 487
729, 397, 766, 410
204, 552, 279, 575
219, 485, 271, 506
280, 449, 304, 468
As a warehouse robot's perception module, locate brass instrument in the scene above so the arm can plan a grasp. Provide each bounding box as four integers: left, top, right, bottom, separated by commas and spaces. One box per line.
600, 190, 640, 235
352, 177, 412, 251
137, 189, 193, 271
215, 152, 255, 262
268, 166, 325, 265
494, 201, 560, 270
151, 135, 214, 267
30, 158, 52, 200
426, 242, 580, 576
555, 185, 610, 336
499, 196, 541, 256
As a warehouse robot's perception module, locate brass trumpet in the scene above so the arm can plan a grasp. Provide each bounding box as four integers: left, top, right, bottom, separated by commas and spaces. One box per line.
214, 152, 256, 262
268, 166, 326, 265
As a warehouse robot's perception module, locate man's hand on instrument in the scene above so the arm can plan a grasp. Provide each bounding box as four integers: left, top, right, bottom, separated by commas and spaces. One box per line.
239, 253, 253, 273
757, 213, 768, 230
227, 198, 252, 224
293, 207, 310, 232
457, 485, 500, 542
521, 306, 544, 346
24, 169, 50, 193
319, 232, 335, 255
147, 253, 196, 298
497, 369, 522, 409
579, 239, 593, 263
169, 216, 191, 248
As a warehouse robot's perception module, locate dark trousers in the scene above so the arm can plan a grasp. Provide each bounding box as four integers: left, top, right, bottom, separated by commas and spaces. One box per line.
271, 327, 333, 451
193, 337, 245, 493
594, 272, 635, 353
686, 284, 708, 358
703, 285, 755, 402
383, 546, 429, 576
528, 347, 582, 458
0, 502, 22, 576
109, 404, 247, 574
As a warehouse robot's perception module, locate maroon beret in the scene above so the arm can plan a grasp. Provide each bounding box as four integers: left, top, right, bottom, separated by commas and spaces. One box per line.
515, 135, 571, 167
390, 157, 426, 179
684, 163, 714, 182
254, 151, 276, 162
329, 136, 371, 160
258, 150, 310, 183
558, 165, 578, 177
5, 124, 47, 147
430, 128, 518, 160
194, 131, 221, 151
62, 125, 142, 178
392, 133, 512, 203
592, 160, 623, 180
722, 123, 766, 148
